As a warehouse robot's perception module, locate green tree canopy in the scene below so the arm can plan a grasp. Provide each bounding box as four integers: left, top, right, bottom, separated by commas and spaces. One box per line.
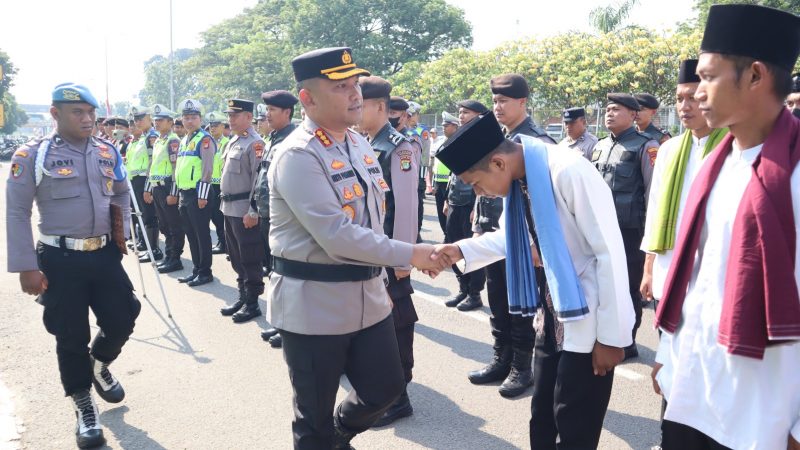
0, 49, 28, 134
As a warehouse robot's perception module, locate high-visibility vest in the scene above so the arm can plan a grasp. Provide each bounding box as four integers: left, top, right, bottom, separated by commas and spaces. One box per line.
432, 157, 450, 183
174, 130, 208, 190
211, 135, 229, 184
125, 136, 150, 177
148, 132, 179, 182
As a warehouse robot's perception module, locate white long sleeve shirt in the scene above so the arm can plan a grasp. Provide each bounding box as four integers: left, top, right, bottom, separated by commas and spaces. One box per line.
456, 144, 635, 352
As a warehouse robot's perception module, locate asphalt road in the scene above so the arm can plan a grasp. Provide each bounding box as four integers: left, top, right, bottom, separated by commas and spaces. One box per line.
0, 168, 663, 449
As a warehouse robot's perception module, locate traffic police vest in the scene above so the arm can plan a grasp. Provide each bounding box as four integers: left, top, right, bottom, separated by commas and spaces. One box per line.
148, 132, 179, 182
125, 136, 150, 177
175, 130, 209, 190
211, 135, 229, 184
432, 158, 450, 183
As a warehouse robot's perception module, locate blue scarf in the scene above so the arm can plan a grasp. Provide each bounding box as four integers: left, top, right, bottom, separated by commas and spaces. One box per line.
505, 136, 589, 321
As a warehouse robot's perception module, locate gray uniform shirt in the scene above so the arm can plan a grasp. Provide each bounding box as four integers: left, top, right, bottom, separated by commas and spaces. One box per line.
267, 118, 413, 335
6, 134, 131, 272
560, 130, 599, 161
221, 126, 262, 217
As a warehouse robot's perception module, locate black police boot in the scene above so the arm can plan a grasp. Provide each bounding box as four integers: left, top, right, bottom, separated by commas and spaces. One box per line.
70, 389, 106, 449
157, 257, 183, 273
178, 271, 198, 283
624, 342, 639, 360
498, 350, 534, 398
269, 333, 283, 348
445, 291, 468, 307
220, 287, 246, 316
371, 388, 413, 428
138, 248, 163, 263
211, 240, 226, 255
468, 345, 512, 384
260, 327, 279, 341
332, 413, 357, 450
457, 294, 483, 311
90, 357, 125, 403
232, 292, 261, 323
187, 273, 214, 287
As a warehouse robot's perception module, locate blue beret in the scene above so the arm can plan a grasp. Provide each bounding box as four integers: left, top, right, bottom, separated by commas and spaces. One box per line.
52, 83, 99, 109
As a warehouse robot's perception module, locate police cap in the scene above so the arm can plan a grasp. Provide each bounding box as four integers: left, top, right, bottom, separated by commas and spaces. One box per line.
261, 90, 299, 109
389, 96, 409, 112
435, 112, 506, 176
151, 104, 174, 120
441, 111, 459, 125
223, 99, 255, 114
292, 47, 371, 82
205, 112, 224, 125
179, 99, 202, 115
562, 107, 585, 123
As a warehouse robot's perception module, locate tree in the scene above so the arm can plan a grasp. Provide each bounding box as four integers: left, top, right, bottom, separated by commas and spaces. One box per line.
692, 0, 799, 28
0, 49, 27, 135
139, 48, 201, 109
589, 0, 640, 33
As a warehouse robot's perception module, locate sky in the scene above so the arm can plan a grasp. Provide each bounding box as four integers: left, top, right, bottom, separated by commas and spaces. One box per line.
1, 0, 695, 106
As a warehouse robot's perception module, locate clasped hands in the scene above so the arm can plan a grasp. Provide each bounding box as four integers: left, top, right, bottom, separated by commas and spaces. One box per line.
408, 244, 464, 278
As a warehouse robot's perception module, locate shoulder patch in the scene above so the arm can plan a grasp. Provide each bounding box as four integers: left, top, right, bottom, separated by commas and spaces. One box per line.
202, 136, 211, 149
646, 147, 659, 166
399, 152, 413, 171
10, 163, 23, 179
422, 130, 429, 140
253, 141, 265, 159
315, 128, 332, 147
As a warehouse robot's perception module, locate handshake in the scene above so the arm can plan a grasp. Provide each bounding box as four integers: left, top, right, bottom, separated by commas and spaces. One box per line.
408, 243, 464, 278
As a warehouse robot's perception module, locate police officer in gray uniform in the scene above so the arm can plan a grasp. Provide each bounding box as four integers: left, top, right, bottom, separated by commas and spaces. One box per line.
634, 93, 671, 145
559, 107, 598, 160
217, 99, 266, 323
592, 92, 659, 360
269, 47, 446, 449
6, 83, 140, 449
358, 76, 420, 427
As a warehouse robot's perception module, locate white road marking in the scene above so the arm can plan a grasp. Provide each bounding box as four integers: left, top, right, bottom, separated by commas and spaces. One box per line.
0, 379, 21, 450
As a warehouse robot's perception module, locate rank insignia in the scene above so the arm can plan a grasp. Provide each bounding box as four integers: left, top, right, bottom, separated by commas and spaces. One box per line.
331, 160, 345, 170
10, 163, 23, 178
56, 168, 73, 176
646, 147, 658, 166
106, 180, 113, 192
363, 155, 375, 165
353, 183, 364, 197
399, 155, 412, 172
342, 205, 355, 220
14, 150, 29, 158
378, 178, 389, 190
254, 142, 265, 159
99, 151, 113, 159
343, 187, 354, 201
315, 129, 332, 147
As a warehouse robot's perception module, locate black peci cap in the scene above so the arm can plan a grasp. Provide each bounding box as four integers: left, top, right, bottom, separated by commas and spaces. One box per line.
389, 96, 409, 111
434, 112, 506, 175
678, 59, 701, 84
292, 47, 371, 82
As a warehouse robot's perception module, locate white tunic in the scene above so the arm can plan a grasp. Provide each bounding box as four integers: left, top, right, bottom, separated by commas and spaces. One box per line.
655, 143, 800, 449
457, 144, 635, 352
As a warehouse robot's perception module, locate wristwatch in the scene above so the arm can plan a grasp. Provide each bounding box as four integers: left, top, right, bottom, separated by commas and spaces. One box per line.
247, 211, 259, 219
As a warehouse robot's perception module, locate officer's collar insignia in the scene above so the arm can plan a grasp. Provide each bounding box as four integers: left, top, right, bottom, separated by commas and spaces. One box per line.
315, 128, 332, 147
242, 131, 249, 137
331, 159, 345, 170
347, 130, 358, 146
56, 168, 73, 176
342, 50, 352, 65
62, 89, 80, 101
363, 154, 374, 165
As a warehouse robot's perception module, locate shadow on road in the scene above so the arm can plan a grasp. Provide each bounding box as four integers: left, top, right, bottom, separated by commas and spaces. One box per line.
411, 280, 452, 298
415, 323, 493, 366
100, 405, 169, 450
603, 409, 661, 449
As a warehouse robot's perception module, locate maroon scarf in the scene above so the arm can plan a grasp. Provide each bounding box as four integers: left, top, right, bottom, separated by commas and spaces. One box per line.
656, 109, 800, 359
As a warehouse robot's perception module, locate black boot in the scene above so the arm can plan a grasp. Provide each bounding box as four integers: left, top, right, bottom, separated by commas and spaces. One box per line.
138, 227, 163, 262
445, 291, 467, 307
157, 257, 183, 273
211, 241, 226, 255
624, 343, 639, 360
371, 388, 413, 428
498, 350, 534, 398
269, 333, 283, 348
187, 273, 214, 287
260, 327, 279, 341
457, 294, 483, 311
332, 413, 357, 450
138, 248, 163, 263
232, 291, 261, 323
178, 271, 198, 283
90, 357, 125, 403
468, 346, 512, 384
70, 389, 106, 449
221, 287, 246, 316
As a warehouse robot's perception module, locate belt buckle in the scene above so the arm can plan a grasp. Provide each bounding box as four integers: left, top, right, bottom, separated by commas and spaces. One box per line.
83, 237, 101, 251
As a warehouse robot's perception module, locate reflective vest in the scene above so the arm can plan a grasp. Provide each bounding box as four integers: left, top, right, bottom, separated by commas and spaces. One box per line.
211, 135, 229, 184
125, 135, 150, 177
175, 130, 207, 190
432, 158, 450, 183
148, 132, 179, 182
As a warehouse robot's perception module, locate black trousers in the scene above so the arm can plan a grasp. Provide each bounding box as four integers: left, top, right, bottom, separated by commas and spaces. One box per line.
386, 267, 418, 384
281, 315, 405, 450
210, 184, 225, 245
446, 204, 485, 295
434, 181, 448, 236
259, 216, 272, 272
178, 189, 213, 276
486, 259, 535, 352
417, 179, 425, 238
152, 183, 185, 260
620, 227, 644, 341
37, 242, 141, 396
131, 175, 159, 241
224, 215, 265, 296
661, 420, 732, 450
530, 301, 613, 449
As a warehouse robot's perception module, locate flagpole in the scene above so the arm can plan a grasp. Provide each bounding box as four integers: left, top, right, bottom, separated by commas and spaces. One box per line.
105, 37, 111, 116
169, 0, 175, 110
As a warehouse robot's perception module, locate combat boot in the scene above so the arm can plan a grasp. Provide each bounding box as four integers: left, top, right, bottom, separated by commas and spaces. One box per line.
332, 413, 357, 450
371, 388, 413, 428
498, 349, 534, 398
444, 291, 467, 307
90, 357, 125, 403
468, 345, 512, 384
457, 294, 483, 311
221, 286, 246, 316
70, 389, 106, 449
232, 290, 261, 323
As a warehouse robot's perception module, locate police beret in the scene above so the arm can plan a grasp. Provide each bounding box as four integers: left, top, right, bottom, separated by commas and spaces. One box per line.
179, 99, 202, 115
151, 104, 174, 119
678, 59, 701, 84
292, 47, 371, 82
562, 107, 585, 122
435, 112, 506, 176
261, 90, 299, 109
52, 83, 99, 108
456, 99, 489, 114
389, 96, 409, 112
359, 76, 392, 100
634, 93, 660, 110
441, 111, 459, 125
700, 4, 800, 72
223, 98, 254, 114
793, 73, 800, 93
607, 93, 641, 111
490, 74, 529, 99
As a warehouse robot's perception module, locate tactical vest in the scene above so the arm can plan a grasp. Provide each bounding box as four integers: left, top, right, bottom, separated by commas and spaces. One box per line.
148, 132, 179, 182
591, 127, 651, 229
447, 174, 475, 207
641, 123, 669, 144
254, 124, 296, 216
125, 136, 149, 177
372, 125, 407, 238
211, 135, 229, 184
175, 130, 207, 190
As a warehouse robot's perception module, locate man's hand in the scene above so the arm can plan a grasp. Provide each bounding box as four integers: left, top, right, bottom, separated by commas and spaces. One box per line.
143, 191, 153, 204
443, 203, 449, 216
394, 269, 411, 279
640, 273, 654, 302
410, 244, 453, 272
651, 363, 663, 395
198, 199, 208, 209
243, 213, 259, 229
166, 195, 178, 206
531, 244, 543, 268
591, 341, 624, 376
20, 271, 48, 296
789, 434, 800, 450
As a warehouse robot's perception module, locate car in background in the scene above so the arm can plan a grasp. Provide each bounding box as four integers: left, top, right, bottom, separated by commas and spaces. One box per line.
545, 123, 563, 141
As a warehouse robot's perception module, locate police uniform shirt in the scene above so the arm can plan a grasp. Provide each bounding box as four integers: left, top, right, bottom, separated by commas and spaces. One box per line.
267, 118, 414, 335
6, 134, 131, 272
220, 126, 263, 217
560, 130, 599, 161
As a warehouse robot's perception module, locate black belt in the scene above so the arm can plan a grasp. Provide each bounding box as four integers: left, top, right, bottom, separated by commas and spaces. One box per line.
272, 257, 382, 282
220, 192, 250, 201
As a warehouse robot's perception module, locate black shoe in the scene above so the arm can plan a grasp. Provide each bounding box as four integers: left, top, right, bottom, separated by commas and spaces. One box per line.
135, 241, 147, 252
468, 346, 512, 384
157, 259, 183, 273
269, 334, 283, 348
445, 292, 467, 307
178, 272, 197, 283
624, 343, 639, 360
232, 303, 261, 323
261, 327, 279, 341
90, 358, 125, 403
211, 242, 226, 254
138, 249, 164, 263
457, 294, 483, 311
498, 350, 534, 398
220, 300, 245, 316
372, 390, 413, 428
71, 390, 106, 449
333, 413, 357, 450
187, 274, 213, 287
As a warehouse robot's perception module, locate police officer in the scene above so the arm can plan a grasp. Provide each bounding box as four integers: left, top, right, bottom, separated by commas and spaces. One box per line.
388, 98, 424, 239
634, 93, 671, 144
254, 103, 273, 138
173, 99, 217, 287
173, 118, 186, 139
787, 73, 800, 117
406, 101, 429, 237
254, 89, 299, 347
359, 76, 420, 427
143, 104, 185, 273
6, 83, 140, 449
216, 99, 266, 323
127, 106, 162, 263
431, 111, 459, 236
207, 112, 229, 255
559, 107, 598, 160
592, 92, 659, 360
270, 47, 445, 449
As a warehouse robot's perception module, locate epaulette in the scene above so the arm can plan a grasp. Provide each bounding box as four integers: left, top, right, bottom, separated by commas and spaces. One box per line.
314, 128, 333, 147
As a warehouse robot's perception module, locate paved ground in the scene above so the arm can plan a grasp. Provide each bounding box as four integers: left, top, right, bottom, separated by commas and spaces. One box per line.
0, 168, 663, 449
